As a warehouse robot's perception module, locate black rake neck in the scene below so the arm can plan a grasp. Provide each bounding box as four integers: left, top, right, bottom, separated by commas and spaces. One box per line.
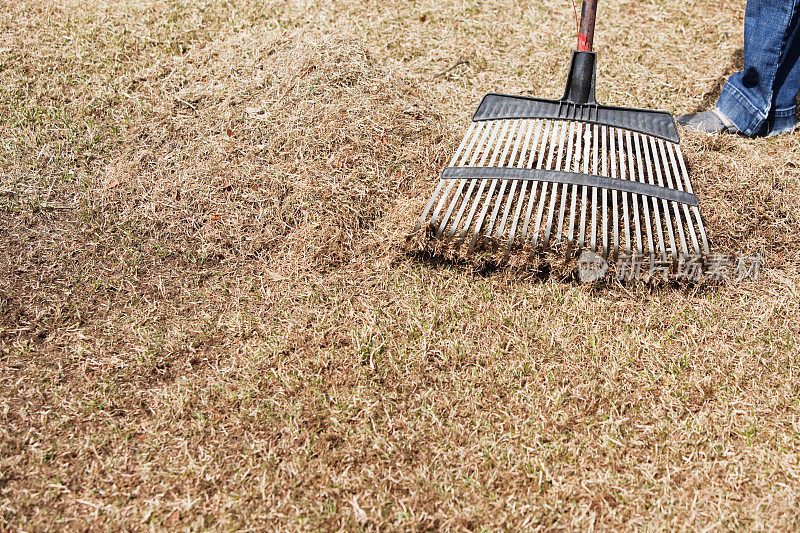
562, 51, 597, 105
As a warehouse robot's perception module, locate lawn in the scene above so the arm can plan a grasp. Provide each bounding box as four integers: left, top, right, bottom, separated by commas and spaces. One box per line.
1, 0, 799, 529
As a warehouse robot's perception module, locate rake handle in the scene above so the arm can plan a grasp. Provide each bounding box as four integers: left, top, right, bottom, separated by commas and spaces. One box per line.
577, 0, 598, 52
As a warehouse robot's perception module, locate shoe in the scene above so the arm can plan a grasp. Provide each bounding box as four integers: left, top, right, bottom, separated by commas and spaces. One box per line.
768, 122, 799, 137
676, 108, 742, 135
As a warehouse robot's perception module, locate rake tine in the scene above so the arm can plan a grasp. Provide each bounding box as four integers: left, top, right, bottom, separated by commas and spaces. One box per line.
468, 120, 522, 253
415, 122, 478, 232
531, 121, 560, 253
455, 120, 514, 247
609, 127, 620, 259
543, 120, 570, 247
561, 121, 579, 244
415, 181, 448, 233
555, 121, 577, 244
502, 119, 538, 254
567, 121, 591, 247
577, 123, 591, 249
664, 141, 701, 255
503, 120, 535, 261
633, 134, 655, 258
676, 143, 709, 255
436, 122, 496, 238
480, 125, 519, 242
625, 131, 644, 254
636, 135, 655, 255
639, 133, 667, 259
505, 120, 545, 256
617, 129, 632, 256
446, 121, 503, 239
657, 139, 689, 258
542, 122, 568, 247
429, 122, 485, 231
517, 120, 546, 245
436, 124, 484, 218
601, 125, 609, 257
531, 121, 559, 254
494, 120, 533, 245
690, 206, 710, 256
648, 135, 677, 261
484, 120, 526, 242
589, 124, 599, 252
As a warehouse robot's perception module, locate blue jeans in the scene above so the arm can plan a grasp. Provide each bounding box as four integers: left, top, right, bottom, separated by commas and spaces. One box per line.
717, 0, 800, 136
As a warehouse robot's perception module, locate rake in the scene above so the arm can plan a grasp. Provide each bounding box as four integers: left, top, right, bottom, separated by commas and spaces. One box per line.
414, 0, 708, 267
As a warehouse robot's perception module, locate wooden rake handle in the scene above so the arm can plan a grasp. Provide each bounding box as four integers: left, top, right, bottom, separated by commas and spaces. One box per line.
577, 0, 598, 52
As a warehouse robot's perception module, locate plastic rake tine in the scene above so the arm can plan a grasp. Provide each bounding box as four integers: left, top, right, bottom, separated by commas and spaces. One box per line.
555, 121, 577, 243
648, 135, 676, 261
455, 119, 514, 247
675, 143, 709, 255
468, 119, 522, 253
631, 134, 654, 257
657, 138, 689, 258
625, 130, 643, 254
518, 120, 548, 245
617, 129, 632, 256
639, 133, 666, 259
609, 127, 620, 259
670, 141, 708, 254
542, 120, 569, 247
415, 122, 477, 232
504, 120, 542, 257
486, 119, 528, 243
576, 123, 591, 249
665, 140, 700, 255
566, 121, 583, 245
494, 120, 532, 246
445, 121, 503, 240
528, 120, 556, 252
601, 125, 608, 257
436, 122, 496, 238
481, 121, 521, 241
427, 122, 484, 231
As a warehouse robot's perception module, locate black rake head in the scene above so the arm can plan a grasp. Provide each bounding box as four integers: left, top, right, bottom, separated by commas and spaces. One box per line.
413, 51, 709, 268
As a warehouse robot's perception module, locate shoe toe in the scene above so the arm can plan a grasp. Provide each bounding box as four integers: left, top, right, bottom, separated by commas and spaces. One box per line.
676, 110, 727, 134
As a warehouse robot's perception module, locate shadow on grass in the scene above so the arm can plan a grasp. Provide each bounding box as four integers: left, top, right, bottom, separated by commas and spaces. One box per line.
693, 47, 744, 112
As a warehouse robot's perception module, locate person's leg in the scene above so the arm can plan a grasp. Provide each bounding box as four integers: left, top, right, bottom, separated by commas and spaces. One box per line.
716, 0, 800, 136
770, 1, 800, 135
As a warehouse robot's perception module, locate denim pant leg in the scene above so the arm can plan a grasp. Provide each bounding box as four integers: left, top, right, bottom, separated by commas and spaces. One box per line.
717, 0, 800, 136
773, 2, 800, 134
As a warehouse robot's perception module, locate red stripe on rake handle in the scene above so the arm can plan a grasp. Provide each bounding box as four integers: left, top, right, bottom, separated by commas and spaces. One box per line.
577, 33, 591, 51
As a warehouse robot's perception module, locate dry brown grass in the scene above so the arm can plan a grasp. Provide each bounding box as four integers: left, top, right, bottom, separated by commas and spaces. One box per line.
2, 0, 800, 530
